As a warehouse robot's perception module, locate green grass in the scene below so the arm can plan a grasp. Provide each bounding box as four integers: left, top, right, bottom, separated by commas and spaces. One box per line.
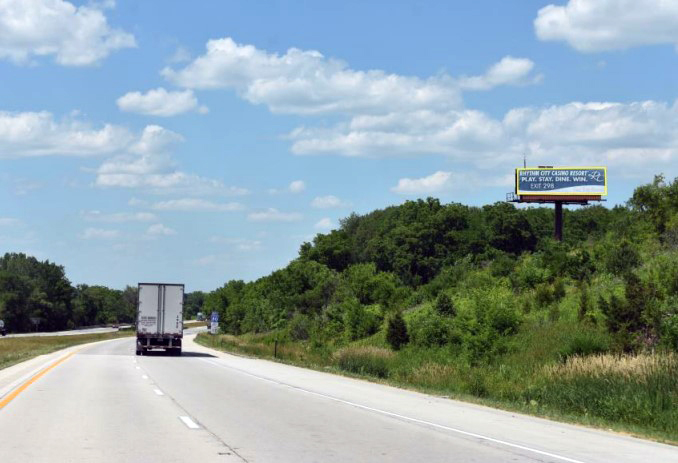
334, 346, 393, 378
196, 324, 678, 444
535, 353, 677, 436
0, 331, 134, 370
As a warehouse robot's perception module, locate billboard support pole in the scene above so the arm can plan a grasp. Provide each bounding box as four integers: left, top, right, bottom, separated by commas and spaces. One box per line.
508, 167, 607, 243
554, 201, 563, 241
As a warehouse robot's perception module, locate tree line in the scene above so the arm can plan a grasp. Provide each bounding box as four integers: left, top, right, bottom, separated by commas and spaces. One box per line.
0, 253, 207, 333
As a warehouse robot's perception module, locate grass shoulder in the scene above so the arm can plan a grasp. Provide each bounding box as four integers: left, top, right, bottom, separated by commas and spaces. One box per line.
195, 330, 677, 445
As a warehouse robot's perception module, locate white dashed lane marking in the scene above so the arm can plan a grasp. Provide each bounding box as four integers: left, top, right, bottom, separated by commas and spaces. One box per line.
179, 416, 200, 429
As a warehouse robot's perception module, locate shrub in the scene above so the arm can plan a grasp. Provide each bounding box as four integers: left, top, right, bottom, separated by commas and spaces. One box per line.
548, 304, 560, 322
661, 312, 678, 351
386, 311, 409, 350
604, 240, 641, 276
553, 279, 566, 301
343, 300, 381, 341
334, 346, 393, 378
578, 284, 592, 321
558, 331, 609, 361
408, 308, 452, 347
510, 255, 547, 290
568, 249, 596, 282
599, 274, 661, 352
435, 292, 456, 317
490, 254, 515, 277
288, 313, 312, 341
487, 301, 521, 335
534, 283, 554, 308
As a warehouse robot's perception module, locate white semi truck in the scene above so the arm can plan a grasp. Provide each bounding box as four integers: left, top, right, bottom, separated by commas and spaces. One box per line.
136, 283, 184, 356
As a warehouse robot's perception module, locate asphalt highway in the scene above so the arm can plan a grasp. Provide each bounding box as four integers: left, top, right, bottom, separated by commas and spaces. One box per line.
0, 331, 675, 463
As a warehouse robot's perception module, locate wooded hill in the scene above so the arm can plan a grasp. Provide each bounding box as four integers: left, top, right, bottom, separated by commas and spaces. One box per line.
205, 175, 678, 356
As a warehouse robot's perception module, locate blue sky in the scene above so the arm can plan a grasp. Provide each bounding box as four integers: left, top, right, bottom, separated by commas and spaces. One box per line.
0, 0, 677, 291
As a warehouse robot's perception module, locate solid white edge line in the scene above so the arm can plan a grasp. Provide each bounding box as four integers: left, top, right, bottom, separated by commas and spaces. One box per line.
153, 388, 164, 396
179, 416, 200, 429
202, 358, 588, 463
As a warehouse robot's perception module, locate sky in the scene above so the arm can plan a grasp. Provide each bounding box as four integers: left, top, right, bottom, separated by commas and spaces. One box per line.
0, 0, 677, 291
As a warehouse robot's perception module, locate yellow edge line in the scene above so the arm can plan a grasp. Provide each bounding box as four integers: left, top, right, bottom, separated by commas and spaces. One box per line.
0, 350, 78, 410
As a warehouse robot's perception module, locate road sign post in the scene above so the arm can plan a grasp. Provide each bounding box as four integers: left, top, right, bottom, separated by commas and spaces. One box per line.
210, 311, 219, 335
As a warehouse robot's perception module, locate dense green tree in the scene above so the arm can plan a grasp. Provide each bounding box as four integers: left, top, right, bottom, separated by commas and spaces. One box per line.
604, 240, 641, 276
0, 253, 73, 331
628, 174, 678, 235
435, 292, 456, 317
386, 311, 409, 350
184, 291, 205, 319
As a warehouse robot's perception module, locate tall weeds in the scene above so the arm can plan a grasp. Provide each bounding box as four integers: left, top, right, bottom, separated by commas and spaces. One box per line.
333, 346, 393, 378
536, 352, 677, 434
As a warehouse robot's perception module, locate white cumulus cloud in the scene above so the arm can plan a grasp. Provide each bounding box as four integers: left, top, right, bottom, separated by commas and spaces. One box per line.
94, 125, 247, 195
391, 171, 454, 195
247, 208, 302, 222
314, 218, 335, 230
289, 180, 306, 193
162, 37, 461, 115
82, 211, 157, 222
117, 88, 207, 117
391, 171, 513, 196
193, 255, 217, 266
80, 227, 119, 240
459, 56, 542, 90
291, 109, 504, 158
210, 237, 262, 252
291, 99, 678, 176
311, 195, 350, 209
0, 0, 135, 66
535, 0, 678, 52
146, 223, 176, 236
163, 38, 539, 117
151, 198, 244, 212
0, 110, 132, 158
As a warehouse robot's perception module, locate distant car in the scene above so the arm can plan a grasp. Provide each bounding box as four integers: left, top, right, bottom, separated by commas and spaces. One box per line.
0, 320, 6, 336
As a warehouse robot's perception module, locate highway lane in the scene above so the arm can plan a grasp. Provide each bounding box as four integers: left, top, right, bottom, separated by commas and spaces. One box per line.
0, 334, 676, 463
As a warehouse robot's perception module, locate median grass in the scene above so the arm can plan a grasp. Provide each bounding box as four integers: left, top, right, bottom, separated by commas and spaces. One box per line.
183, 320, 208, 329
0, 331, 134, 370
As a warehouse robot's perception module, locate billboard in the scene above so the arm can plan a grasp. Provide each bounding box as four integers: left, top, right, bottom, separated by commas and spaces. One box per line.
516, 167, 607, 196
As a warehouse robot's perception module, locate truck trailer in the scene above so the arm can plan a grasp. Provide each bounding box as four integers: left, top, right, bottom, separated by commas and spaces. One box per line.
136, 283, 184, 356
